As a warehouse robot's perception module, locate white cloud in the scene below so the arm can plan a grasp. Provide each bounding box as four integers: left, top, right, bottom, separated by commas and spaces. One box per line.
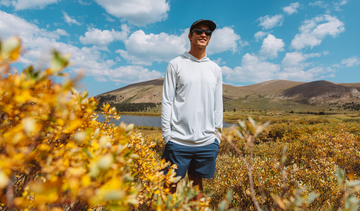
282, 51, 321, 67
291, 14, 345, 50
1, 0, 58, 10
282, 52, 306, 67
62, 10, 81, 26
222, 50, 332, 83
309, 1, 328, 8
207, 27, 241, 55
254, 31, 269, 41
279, 51, 326, 81
305, 53, 322, 58
118, 30, 188, 65
310, 0, 347, 13
259, 34, 285, 59
277, 67, 325, 81
95, 77, 108, 82
78, 0, 91, 5
116, 30, 187, 65
0, 10, 68, 40
340, 57, 360, 67
94, 0, 170, 26
333, 0, 347, 11
213, 58, 226, 65
0, 10, 162, 85
222, 53, 280, 83
283, 2, 300, 15
257, 14, 284, 29
118, 27, 243, 65
79, 25, 129, 46
239, 40, 250, 47
223, 50, 329, 83
50, 29, 69, 38
0, 0, 11, 6
103, 13, 115, 22
107, 66, 163, 83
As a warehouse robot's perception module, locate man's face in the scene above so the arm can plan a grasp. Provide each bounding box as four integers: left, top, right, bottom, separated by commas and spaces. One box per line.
188, 24, 211, 48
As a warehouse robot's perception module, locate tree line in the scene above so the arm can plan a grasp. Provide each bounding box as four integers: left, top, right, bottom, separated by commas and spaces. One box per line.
96, 103, 158, 112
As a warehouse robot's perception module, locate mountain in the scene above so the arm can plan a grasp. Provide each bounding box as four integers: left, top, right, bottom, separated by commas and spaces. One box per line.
96, 78, 164, 105
96, 78, 360, 111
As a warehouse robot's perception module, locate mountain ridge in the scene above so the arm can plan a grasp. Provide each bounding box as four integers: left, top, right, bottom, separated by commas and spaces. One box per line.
96, 78, 360, 110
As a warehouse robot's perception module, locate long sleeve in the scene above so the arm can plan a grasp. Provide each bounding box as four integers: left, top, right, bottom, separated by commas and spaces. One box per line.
214, 68, 223, 140
161, 63, 176, 144
160, 53, 222, 147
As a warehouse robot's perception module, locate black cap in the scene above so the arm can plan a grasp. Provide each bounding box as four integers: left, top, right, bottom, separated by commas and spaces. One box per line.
189, 19, 216, 34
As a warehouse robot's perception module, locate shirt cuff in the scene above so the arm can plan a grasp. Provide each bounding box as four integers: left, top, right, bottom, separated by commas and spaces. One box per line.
163, 135, 172, 145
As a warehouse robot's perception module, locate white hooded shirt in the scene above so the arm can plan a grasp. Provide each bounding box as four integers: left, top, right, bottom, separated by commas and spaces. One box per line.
161, 52, 223, 147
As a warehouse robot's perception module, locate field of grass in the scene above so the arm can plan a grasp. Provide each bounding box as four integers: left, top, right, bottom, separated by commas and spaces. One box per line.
97, 101, 360, 126
140, 111, 360, 210
134, 126, 162, 137
223, 109, 360, 124
95, 110, 161, 117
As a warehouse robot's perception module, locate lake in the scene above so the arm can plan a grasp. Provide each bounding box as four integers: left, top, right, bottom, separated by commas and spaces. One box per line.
96, 114, 233, 128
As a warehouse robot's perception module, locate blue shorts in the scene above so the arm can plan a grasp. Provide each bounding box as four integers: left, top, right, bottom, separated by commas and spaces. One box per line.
161, 139, 219, 179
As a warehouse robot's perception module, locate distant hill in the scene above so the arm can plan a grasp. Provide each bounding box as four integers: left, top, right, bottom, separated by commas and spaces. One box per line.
96, 78, 360, 111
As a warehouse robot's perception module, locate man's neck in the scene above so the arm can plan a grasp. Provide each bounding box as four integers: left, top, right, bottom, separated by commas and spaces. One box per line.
188, 47, 206, 60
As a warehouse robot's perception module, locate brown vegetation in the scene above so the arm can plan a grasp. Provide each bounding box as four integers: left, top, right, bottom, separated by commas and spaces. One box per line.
96, 78, 360, 112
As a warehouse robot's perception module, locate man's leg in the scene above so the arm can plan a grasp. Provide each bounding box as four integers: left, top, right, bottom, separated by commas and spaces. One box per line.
188, 174, 203, 200
187, 139, 220, 200
161, 141, 194, 194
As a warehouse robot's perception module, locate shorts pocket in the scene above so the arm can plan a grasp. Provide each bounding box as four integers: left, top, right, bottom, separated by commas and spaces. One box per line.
165, 141, 173, 148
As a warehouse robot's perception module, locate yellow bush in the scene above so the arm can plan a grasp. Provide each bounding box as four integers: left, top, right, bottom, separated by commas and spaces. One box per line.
2, 36, 360, 211
0, 36, 212, 211
207, 120, 360, 210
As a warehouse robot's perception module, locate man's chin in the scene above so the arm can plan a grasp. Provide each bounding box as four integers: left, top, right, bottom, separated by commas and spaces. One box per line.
196, 42, 208, 48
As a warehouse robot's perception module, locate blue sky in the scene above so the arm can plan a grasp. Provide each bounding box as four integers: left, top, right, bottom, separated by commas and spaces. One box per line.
0, 0, 359, 97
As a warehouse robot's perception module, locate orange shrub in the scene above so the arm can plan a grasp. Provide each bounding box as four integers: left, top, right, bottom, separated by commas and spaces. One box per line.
0, 36, 212, 211
206, 121, 360, 210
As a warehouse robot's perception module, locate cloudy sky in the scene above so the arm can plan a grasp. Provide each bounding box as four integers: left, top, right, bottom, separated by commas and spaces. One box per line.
0, 0, 359, 96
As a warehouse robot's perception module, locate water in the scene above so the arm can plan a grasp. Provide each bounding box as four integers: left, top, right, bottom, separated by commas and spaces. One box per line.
96, 114, 233, 128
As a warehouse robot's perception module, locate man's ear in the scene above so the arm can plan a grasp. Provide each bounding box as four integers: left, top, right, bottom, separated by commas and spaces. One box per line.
188, 33, 192, 42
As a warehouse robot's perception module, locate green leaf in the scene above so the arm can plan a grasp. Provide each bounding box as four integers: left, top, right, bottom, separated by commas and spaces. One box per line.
226, 187, 233, 204
50, 50, 69, 72
217, 201, 226, 211
104, 190, 125, 201
336, 167, 345, 188
172, 176, 182, 184
237, 120, 245, 129
307, 192, 318, 204
348, 180, 360, 187
235, 130, 244, 139
248, 117, 256, 128
2, 36, 20, 54
165, 194, 172, 208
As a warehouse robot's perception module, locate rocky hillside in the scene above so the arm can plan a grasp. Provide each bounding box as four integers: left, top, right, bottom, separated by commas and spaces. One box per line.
95, 78, 360, 110
97, 78, 163, 105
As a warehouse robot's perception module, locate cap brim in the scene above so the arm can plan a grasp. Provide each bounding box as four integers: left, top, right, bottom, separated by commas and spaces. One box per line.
200, 20, 216, 31
190, 19, 217, 34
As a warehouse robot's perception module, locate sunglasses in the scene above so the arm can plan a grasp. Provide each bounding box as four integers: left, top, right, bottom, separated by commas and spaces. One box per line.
192, 28, 213, 36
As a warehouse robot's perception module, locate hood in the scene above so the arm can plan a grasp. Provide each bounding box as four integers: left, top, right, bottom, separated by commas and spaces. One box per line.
181, 52, 210, 63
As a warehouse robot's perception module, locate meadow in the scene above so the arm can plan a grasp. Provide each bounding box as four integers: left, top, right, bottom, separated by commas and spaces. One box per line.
1, 37, 360, 210
142, 112, 360, 210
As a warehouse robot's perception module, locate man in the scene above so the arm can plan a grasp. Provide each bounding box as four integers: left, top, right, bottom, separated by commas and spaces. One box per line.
161, 19, 223, 199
